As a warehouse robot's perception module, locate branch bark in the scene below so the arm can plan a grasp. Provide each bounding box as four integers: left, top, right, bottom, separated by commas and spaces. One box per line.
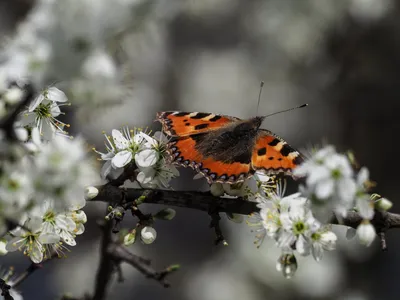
91, 185, 400, 240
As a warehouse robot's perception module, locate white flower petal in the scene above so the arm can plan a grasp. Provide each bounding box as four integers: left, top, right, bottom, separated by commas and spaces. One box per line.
357, 167, 369, 186
29, 94, 45, 111
136, 170, 154, 184
47, 87, 68, 102
111, 150, 132, 168
315, 179, 334, 199
38, 233, 60, 244
312, 243, 323, 262
60, 230, 76, 246
55, 215, 76, 231
112, 129, 129, 150
296, 235, 311, 256
29, 242, 44, 263
50, 103, 61, 117
6, 237, 24, 252
356, 197, 374, 220
135, 149, 158, 168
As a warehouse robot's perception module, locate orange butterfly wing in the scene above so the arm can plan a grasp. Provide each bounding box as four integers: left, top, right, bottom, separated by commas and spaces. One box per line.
156, 111, 239, 137
251, 130, 303, 175
167, 136, 252, 184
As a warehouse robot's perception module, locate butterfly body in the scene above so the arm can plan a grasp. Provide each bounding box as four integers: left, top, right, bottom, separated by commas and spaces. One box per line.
156, 111, 303, 184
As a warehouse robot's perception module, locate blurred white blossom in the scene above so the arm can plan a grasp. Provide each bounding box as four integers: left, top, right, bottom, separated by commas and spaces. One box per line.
19, 87, 70, 140
6, 217, 60, 263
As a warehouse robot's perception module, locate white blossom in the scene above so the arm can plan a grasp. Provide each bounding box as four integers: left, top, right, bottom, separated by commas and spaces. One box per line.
2, 86, 24, 105
295, 146, 357, 218
136, 159, 179, 188
19, 87, 70, 140
279, 199, 317, 256
32, 135, 98, 211
311, 228, 337, 262
6, 217, 60, 263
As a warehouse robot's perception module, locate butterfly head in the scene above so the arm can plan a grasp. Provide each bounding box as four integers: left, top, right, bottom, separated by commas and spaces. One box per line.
232, 116, 265, 136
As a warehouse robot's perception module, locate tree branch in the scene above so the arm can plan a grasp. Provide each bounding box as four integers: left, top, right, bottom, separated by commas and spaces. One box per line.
91, 185, 400, 248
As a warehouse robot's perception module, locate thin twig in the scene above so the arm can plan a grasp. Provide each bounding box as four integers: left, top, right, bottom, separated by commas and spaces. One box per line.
108, 244, 178, 287
12, 250, 59, 288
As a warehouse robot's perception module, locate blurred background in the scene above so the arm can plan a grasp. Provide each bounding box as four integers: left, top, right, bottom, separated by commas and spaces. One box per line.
1, 0, 399, 299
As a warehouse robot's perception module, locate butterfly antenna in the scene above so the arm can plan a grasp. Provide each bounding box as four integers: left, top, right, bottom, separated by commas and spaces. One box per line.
256, 81, 264, 115
264, 103, 308, 118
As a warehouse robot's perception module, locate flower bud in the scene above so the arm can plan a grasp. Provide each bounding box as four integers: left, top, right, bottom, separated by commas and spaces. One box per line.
84, 186, 99, 200
3, 87, 23, 105
0, 239, 8, 255
356, 220, 376, 246
375, 197, 393, 211
140, 226, 157, 244
276, 253, 297, 279
154, 208, 176, 220
124, 229, 137, 246
210, 183, 224, 196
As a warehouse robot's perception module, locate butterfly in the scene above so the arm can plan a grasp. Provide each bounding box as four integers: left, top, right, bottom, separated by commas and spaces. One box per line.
156, 111, 304, 184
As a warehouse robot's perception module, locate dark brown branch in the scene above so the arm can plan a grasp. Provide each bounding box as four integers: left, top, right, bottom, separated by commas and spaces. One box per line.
93, 186, 257, 215
93, 218, 114, 300
91, 186, 400, 249
0, 278, 12, 300
107, 244, 178, 287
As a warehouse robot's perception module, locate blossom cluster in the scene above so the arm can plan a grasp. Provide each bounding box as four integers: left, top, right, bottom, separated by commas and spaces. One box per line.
246, 146, 393, 278
95, 128, 179, 188
294, 146, 391, 246
0, 85, 97, 264
248, 181, 337, 278
94, 127, 180, 245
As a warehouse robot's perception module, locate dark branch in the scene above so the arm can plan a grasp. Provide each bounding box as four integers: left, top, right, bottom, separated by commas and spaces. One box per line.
91, 185, 400, 250
0, 278, 12, 300
108, 244, 178, 287
92, 218, 115, 300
